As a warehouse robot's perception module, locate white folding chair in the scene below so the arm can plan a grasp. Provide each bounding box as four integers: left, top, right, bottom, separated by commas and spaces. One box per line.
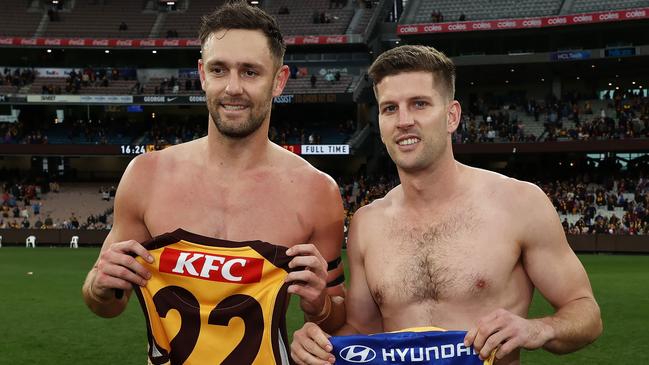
26, 235, 36, 248
70, 235, 79, 249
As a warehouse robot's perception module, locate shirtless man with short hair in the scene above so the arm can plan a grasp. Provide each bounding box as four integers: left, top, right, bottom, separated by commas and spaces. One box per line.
291, 45, 602, 365
82, 0, 344, 346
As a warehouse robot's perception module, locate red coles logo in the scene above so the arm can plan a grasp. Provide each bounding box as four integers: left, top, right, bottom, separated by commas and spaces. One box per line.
159, 248, 264, 284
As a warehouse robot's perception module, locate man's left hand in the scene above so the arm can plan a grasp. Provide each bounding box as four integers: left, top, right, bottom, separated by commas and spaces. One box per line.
285, 243, 328, 317
464, 308, 555, 360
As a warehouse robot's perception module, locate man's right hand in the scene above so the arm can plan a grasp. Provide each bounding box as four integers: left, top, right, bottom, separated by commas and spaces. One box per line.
291, 322, 335, 365
89, 240, 154, 301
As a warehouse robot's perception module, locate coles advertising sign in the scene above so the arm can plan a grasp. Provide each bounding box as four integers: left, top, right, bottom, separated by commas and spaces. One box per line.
397, 8, 649, 35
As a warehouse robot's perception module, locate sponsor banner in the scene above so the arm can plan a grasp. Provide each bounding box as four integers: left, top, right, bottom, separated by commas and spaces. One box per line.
35, 68, 74, 78
178, 68, 200, 78
0, 95, 27, 103
277, 35, 348, 45
550, 50, 591, 61
27, 94, 81, 103
301, 144, 350, 155
605, 47, 636, 57
397, 7, 649, 35
79, 95, 133, 104
133, 95, 206, 104
0, 35, 353, 48
26, 94, 133, 104
293, 93, 339, 104
0, 38, 203, 48
273, 94, 294, 104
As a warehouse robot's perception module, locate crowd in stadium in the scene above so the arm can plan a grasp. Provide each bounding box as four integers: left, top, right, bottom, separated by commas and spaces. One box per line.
0, 179, 113, 230
455, 94, 649, 143
1, 67, 36, 90
337, 171, 648, 236
3, 170, 644, 235
544, 177, 649, 235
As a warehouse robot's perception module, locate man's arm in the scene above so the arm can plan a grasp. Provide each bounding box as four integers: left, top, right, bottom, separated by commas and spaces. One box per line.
520, 183, 602, 353
81, 154, 154, 318
291, 205, 383, 365
467, 182, 602, 360
286, 172, 347, 333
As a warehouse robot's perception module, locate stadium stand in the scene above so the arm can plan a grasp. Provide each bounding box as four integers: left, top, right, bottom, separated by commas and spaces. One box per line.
548, 177, 649, 235
283, 73, 355, 94
28, 76, 137, 95
1, 182, 113, 230
569, 0, 649, 13
268, 0, 356, 35
0, 1, 44, 37
42, 1, 158, 38
402, 0, 564, 24
155, 0, 226, 38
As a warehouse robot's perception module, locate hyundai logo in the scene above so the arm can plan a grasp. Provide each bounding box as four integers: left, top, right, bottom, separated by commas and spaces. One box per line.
339, 345, 376, 363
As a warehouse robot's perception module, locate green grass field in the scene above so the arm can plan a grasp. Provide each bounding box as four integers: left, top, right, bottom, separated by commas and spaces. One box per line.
1, 248, 647, 364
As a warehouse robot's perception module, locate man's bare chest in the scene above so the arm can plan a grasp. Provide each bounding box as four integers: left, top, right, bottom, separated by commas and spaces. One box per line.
364, 213, 519, 306
143, 180, 312, 246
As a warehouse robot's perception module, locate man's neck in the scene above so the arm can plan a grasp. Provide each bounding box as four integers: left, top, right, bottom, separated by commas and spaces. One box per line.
398, 153, 465, 209
204, 119, 272, 173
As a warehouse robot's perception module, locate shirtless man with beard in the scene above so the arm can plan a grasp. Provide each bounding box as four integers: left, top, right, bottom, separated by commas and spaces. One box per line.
82, 2, 345, 362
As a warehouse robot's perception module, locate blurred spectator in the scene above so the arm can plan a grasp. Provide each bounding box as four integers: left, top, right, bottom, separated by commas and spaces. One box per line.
431, 10, 443, 22
118, 21, 128, 31
324, 72, 335, 83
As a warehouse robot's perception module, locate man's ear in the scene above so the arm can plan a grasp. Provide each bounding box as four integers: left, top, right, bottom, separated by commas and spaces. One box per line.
197, 58, 207, 92
272, 65, 290, 97
447, 100, 462, 133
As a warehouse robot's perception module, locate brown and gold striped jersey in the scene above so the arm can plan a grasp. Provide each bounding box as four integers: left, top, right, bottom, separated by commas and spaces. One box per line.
132, 229, 293, 365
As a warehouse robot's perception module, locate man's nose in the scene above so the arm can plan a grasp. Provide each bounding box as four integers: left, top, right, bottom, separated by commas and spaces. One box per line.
225, 73, 243, 95
396, 108, 414, 129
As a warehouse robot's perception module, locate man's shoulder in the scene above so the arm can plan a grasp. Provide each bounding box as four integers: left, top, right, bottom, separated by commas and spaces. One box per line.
130, 139, 202, 170
272, 144, 338, 189
467, 165, 539, 193
354, 185, 401, 221
466, 165, 546, 209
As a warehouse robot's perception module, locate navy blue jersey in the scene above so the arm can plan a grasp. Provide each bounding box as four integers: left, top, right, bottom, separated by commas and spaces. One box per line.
330, 327, 493, 365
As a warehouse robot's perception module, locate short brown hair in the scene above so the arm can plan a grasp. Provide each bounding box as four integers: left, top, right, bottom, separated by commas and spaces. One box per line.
368, 45, 456, 99
198, 0, 286, 66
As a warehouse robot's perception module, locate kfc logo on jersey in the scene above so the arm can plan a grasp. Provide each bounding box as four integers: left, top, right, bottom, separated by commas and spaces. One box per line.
159, 248, 264, 284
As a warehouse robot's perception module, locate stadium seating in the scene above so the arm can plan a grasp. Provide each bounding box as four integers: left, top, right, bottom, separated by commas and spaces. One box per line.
156, 0, 226, 38
1, 183, 114, 230
283, 74, 355, 94
42, 1, 157, 38
0, 1, 44, 37
27, 76, 137, 95
570, 0, 649, 13
267, 0, 355, 35
402, 0, 564, 24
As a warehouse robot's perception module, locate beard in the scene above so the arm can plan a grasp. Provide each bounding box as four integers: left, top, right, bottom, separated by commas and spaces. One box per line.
207, 91, 272, 139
